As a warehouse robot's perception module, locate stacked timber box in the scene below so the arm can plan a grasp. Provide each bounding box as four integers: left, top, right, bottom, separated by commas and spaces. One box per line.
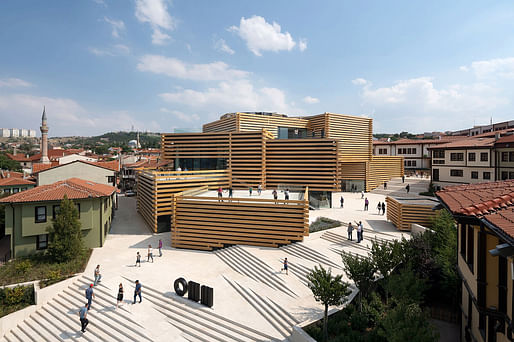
171, 189, 309, 250
385, 196, 439, 231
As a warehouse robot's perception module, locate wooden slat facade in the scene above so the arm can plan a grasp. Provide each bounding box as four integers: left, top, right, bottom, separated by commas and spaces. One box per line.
171, 188, 309, 250
266, 139, 339, 191
385, 196, 438, 231
366, 156, 404, 191
137, 170, 231, 232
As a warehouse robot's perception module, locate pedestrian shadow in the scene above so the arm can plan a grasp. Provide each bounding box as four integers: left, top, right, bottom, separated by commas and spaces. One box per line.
97, 305, 117, 313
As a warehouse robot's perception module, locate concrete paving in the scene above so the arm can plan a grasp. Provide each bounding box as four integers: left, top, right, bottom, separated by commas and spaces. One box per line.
1, 178, 412, 342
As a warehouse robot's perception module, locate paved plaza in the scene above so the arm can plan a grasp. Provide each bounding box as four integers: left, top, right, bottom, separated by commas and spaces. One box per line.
1, 177, 420, 342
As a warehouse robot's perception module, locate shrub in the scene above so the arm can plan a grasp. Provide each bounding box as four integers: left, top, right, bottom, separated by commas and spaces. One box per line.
14, 260, 32, 274
0, 285, 35, 317
310, 217, 341, 233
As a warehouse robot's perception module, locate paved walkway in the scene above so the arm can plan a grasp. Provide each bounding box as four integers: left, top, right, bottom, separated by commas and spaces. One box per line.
1, 183, 410, 342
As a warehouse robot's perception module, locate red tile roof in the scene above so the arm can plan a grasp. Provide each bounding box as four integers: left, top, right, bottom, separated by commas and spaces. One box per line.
494, 134, 514, 144
428, 137, 495, 149
5, 153, 32, 162
0, 171, 24, 179
0, 178, 116, 203
0, 177, 35, 187
485, 209, 514, 239
32, 162, 59, 173
32, 160, 119, 175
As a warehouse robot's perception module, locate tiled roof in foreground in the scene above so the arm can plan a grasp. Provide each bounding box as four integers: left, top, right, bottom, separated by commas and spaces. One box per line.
436, 180, 514, 239
0, 178, 116, 203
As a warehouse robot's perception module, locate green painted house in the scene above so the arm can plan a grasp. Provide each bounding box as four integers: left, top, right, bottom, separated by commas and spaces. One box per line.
0, 175, 35, 195
0, 178, 116, 259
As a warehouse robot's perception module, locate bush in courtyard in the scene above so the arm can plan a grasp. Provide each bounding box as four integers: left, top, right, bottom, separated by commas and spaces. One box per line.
47, 195, 83, 263
0, 285, 35, 317
14, 259, 32, 274
385, 265, 427, 306
341, 252, 377, 311
310, 217, 342, 233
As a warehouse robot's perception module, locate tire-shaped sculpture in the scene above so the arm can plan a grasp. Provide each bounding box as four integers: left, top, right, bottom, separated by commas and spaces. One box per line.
174, 277, 188, 296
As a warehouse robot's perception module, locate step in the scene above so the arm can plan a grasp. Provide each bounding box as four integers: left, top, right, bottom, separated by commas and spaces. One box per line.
44, 301, 94, 342
24, 317, 54, 342
282, 243, 341, 269
9, 326, 32, 342
2, 333, 17, 342
17, 321, 42, 342
32, 311, 69, 342
120, 276, 279, 342
56, 292, 127, 342
60, 287, 143, 342
223, 277, 290, 338
52, 296, 114, 342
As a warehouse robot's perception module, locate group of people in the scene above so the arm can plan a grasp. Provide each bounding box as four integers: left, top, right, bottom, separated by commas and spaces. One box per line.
347, 221, 364, 243
80, 239, 163, 334
216, 186, 290, 203
376, 202, 386, 215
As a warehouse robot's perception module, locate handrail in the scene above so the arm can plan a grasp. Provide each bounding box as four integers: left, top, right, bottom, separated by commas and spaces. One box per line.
178, 195, 307, 205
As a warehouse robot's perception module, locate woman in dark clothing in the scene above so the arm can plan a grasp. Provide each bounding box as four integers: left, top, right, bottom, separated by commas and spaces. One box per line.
116, 283, 124, 308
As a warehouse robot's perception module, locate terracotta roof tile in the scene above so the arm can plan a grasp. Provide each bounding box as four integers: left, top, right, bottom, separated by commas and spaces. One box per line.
428, 137, 496, 149
32, 160, 119, 174
0, 178, 35, 187
485, 209, 514, 239
32, 162, 59, 173
0, 171, 24, 179
0, 178, 116, 203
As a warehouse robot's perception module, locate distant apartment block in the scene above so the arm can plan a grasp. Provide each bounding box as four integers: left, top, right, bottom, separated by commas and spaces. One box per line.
451, 120, 514, 137
0, 128, 37, 138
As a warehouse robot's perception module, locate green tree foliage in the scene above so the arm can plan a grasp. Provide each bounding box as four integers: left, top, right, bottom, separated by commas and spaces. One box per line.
0, 153, 21, 171
370, 239, 404, 304
378, 302, 439, 342
385, 266, 427, 306
307, 265, 351, 342
341, 252, 377, 311
46, 196, 83, 263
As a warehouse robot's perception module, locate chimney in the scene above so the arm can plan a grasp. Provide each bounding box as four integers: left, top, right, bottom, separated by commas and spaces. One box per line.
495, 132, 501, 141
13, 146, 17, 156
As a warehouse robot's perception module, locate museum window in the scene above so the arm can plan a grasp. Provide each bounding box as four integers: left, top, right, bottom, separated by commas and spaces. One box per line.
35, 206, 47, 223
468, 152, 476, 161
36, 234, 48, 250
480, 152, 488, 162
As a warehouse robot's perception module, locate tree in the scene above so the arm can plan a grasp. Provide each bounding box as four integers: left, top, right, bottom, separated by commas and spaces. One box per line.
307, 265, 350, 342
378, 302, 439, 342
46, 196, 83, 262
370, 239, 403, 303
0, 153, 21, 171
341, 252, 377, 311
385, 265, 427, 305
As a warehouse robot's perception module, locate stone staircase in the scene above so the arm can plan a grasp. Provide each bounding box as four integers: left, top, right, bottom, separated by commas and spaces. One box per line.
214, 246, 296, 297
120, 276, 280, 342
370, 177, 429, 197
0, 276, 154, 342
280, 242, 342, 270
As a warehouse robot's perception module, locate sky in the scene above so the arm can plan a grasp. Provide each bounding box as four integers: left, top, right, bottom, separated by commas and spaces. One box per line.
1, 0, 514, 137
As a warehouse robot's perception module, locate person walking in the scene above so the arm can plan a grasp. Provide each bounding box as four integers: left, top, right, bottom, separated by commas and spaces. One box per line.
284, 188, 290, 201
347, 222, 353, 241
94, 265, 101, 286
272, 189, 278, 203
116, 283, 124, 309
402, 175, 405, 183
361, 190, 364, 199
282, 258, 288, 275
133, 280, 142, 304
158, 239, 163, 257
228, 187, 233, 198
377, 202, 381, 214
406, 184, 410, 193
381, 202, 386, 215
258, 184, 262, 195
78, 303, 89, 333
217, 186, 223, 202
147, 245, 153, 263
364, 197, 369, 211
136, 251, 141, 267
359, 221, 364, 242
340, 196, 344, 208
249, 186, 252, 196
85, 284, 95, 310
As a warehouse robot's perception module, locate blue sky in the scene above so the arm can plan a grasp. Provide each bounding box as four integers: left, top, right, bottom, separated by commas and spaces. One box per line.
1, 0, 514, 136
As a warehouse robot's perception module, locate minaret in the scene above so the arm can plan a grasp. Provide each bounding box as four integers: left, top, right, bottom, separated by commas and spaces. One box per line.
40, 106, 50, 164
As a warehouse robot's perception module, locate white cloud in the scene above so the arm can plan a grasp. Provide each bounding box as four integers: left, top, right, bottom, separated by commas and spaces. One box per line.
104, 17, 125, 38
160, 108, 200, 123
303, 96, 319, 104
137, 55, 249, 81
159, 79, 295, 114
135, 0, 175, 45
351, 78, 368, 86
0, 78, 32, 88
466, 57, 514, 79
298, 39, 307, 52
89, 44, 130, 56
92, 0, 107, 7
229, 16, 300, 56
459, 66, 469, 72
214, 38, 235, 55
0, 93, 160, 136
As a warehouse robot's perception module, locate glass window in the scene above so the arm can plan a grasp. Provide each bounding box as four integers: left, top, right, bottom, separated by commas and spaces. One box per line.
468, 153, 476, 161
450, 169, 463, 177
107, 176, 115, 184
483, 172, 491, 180
450, 153, 464, 161
36, 234, 48, 250
35, 206, 47, 223
480, 152, 488, 162
412, 148, 416, 154
76, 203, 81, 219
4, 189, 10, 194
471, 171, 478, 179
52, 205, 60, 220
510, 152, 514, 162
502, 152, 508, 162
502, 171, 508, 180
510, 172, 514, 180
12, 188, 19, 193
467, 225, 474, 273
460, 224, 466, 257
433, 169, 439, 181
433, 150, 444, 158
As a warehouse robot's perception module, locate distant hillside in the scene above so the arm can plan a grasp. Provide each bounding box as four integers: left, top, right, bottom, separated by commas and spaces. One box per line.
49, 131, 161, 150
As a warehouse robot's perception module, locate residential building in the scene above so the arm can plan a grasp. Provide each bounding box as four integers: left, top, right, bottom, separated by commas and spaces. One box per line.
437, 181, 514, 342
451, 120, 514, 137
0, 177, 35, 195
34, 160, 119, 187
373, 138, 461, 171
0, 178, 116, 258
493, 135, 514, 181
0, 128, 10, 137
19, 129, 28, 137
28, 129, 36, 138
9, 128, 19, 137
430, 138, 496, 188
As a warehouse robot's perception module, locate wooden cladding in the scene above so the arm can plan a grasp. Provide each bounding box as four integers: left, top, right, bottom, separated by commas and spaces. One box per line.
266, 139, 339, 191
366, 156, 404, 191
340, 162, 366, 180
171, 189, 309, 250
137, 170, 231, 232
386, 196, 437, 231
161, 132, 231, 160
